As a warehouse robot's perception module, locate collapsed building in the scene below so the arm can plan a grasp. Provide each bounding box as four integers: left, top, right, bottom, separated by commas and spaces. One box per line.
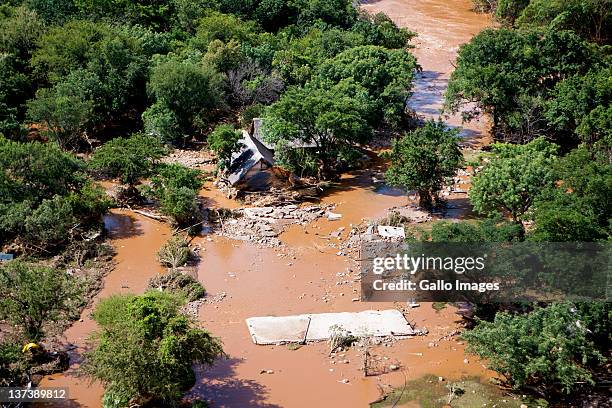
224, 118, 315, 191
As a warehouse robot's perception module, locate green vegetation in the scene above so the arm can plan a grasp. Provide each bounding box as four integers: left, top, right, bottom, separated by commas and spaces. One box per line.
469, 138, 558, 225
89, 133, 166, 187
0, 137, 109, 250
208, 124, 242, 171
385, 120, 463, 209
148, 164, 203, 226
445, 27, 605, 146
0, 260, 81, 341
83, 291, 223, 407
463, 303, 610, 395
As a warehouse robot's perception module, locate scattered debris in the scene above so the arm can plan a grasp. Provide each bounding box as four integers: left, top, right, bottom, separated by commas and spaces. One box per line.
218, 205, 331, 246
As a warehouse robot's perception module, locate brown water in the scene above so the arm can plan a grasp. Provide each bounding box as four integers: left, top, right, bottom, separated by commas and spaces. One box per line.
39, 1, 494, 406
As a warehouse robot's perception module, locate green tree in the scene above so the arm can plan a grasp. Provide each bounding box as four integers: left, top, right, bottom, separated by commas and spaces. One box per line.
0, 137, 108, 246
0, 261, 81, 341
529, 147, 611, 241
272, 27, 365, 85
314, 45, 418, 127
545, 67, 611, 149
494, 0, 529, 26
351, 11, 416, 49
89, 133, 166, 188
264, 79, 373, 179
27, 71, 95, 150
445, 28, 602, 143
208, 124, 242, 170
470, 138, 558, 225
149, 164, 203, 225
30, 21, 150, 137
463, 303, 606, 395
517, 0, 611, 44
385, 120, 463, 209
144, 57, 224, 144
83, 291, 224, 407
73, 0, 174, 31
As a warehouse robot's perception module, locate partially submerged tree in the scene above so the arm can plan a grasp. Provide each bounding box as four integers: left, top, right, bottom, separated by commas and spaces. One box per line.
0, 261, 81, 341
83, 291, 224, 407
157, 235, 191, 270
445, 28, 602, 144
469, 137, 558, 226
385, 120, 463, 209
148, 164, 203, 226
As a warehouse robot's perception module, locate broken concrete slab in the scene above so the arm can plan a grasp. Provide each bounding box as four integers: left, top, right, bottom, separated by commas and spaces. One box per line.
246, 310, 414, 345
246, 315, 311, 345
377, 225, 406, 239
327, 212, 343, 221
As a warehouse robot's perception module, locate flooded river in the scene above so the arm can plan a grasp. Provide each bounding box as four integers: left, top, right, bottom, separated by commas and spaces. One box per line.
40, 1, 494, 406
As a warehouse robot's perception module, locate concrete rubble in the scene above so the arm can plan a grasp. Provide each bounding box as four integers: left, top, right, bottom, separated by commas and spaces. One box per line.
218, 204, 332, 246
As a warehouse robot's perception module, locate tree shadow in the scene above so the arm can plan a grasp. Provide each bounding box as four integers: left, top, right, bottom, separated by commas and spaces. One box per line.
103, 212, 144, 239
190, 357, 281, 408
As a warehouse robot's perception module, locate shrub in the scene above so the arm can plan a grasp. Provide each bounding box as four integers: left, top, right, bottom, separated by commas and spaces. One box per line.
463, 303, 606, 395
156, 235, 191, 270
148, 270, 206, 302
89, 133, 166, 186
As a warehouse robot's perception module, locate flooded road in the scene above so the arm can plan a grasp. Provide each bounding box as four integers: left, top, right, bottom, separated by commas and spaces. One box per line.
40, 1, 495, 407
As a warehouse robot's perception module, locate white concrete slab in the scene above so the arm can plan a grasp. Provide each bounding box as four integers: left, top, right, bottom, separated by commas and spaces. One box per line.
246, 309, 413, 345
246, 315, 310, 345
377, 225, 406, 239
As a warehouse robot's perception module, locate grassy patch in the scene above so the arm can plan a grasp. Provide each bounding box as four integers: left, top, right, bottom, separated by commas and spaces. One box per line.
432, 302, 447, 312
371, 375, 525, 408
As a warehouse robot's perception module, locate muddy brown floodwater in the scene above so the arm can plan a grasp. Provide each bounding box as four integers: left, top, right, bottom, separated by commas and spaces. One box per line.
39, 1, 495, 407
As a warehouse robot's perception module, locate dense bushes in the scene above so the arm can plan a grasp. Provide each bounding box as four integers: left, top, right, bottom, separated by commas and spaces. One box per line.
0, 137, 109, 248
463, 303, 609, 395
148, 164, 203, 225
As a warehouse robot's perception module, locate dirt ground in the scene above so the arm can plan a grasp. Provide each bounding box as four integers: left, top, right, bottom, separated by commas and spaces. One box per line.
38, 1, 501, 407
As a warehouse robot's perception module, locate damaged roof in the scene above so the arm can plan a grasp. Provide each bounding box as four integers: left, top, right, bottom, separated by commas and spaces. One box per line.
226, 130, 275, 186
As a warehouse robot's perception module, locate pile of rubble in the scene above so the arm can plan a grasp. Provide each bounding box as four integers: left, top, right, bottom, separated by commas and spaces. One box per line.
161, 148, 215, 169
218, 204, 332, 246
